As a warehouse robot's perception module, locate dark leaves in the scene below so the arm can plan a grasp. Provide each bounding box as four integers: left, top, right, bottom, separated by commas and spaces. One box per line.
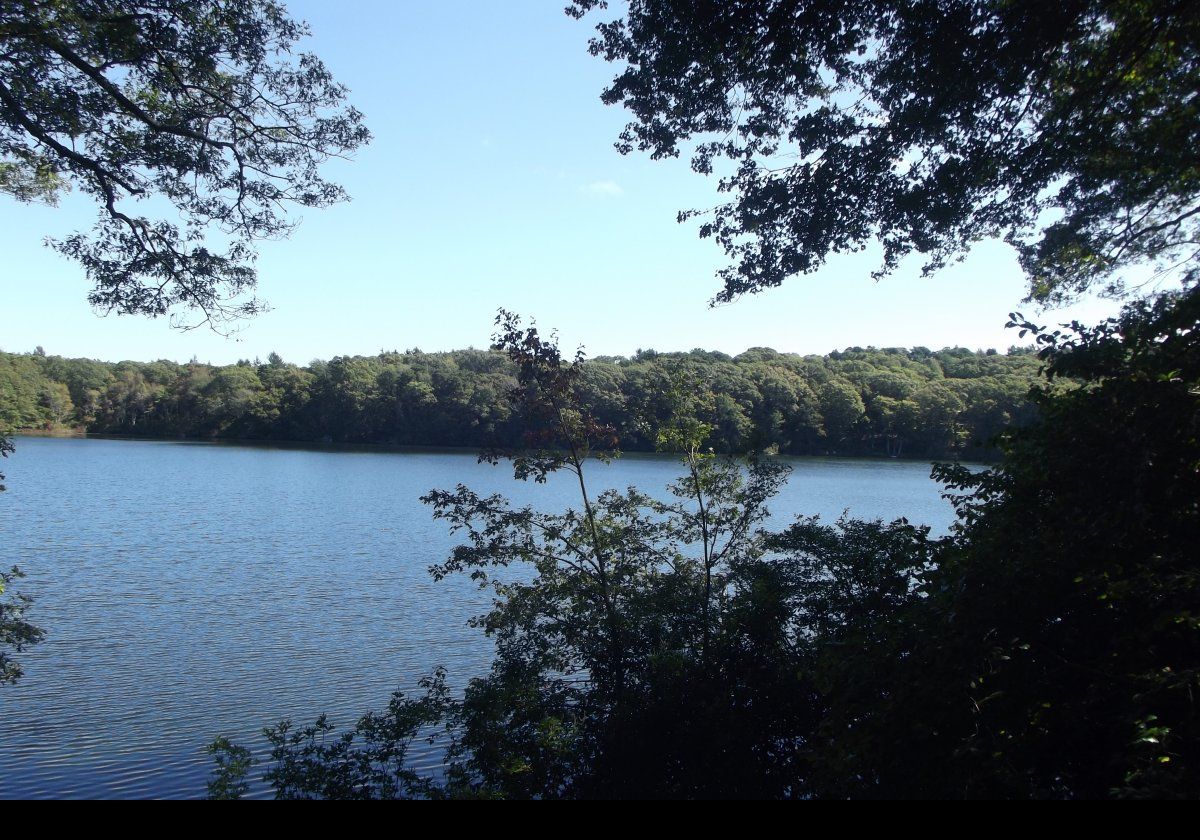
571, 0, 1200, 305
0, 0, 370, 328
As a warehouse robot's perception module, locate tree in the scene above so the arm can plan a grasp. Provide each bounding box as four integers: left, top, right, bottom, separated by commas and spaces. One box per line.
787, 286, 1200, 798
0, 434, 45, 684
207, 670, 454, 800
209, 313, 797, 798
929, 288, 1200, 797
0, 1, 369, 328
37, 380, 73, 427
816, 379, 865, 450
0, 564, 44, 685
570, 0, 1200, 305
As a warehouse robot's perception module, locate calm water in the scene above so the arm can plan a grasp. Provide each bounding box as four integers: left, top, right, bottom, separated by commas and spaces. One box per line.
0, 437, 961, 799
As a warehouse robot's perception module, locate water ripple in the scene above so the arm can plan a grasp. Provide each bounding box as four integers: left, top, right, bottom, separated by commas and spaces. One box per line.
0, 438, 957, 798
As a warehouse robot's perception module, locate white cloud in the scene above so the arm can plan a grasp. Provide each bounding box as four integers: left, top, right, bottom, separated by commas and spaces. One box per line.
581, 180, 623, 197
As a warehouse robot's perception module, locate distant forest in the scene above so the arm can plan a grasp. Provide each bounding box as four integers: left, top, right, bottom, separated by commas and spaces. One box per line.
0, 344, 1044, 458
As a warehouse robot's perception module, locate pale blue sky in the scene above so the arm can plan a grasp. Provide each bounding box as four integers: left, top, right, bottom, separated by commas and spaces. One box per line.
0, 1, 1119, 365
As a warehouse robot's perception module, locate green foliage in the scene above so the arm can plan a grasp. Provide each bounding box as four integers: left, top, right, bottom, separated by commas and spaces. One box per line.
570, 0, 1200, 304
211, 290, 1200, 798
422, 316, 797, 797
0, 431, 9, 492
1, 1, 369, 327
207, 669, 453, 799
795, 286, 1200, 798
0, 434, 45, 685
936, 288, 1200, 797
0, 565, 44, 685
0, 341, 1043, 457
211, 314, 798, 798
0, 157, 64, 203
205, 737, 254, 800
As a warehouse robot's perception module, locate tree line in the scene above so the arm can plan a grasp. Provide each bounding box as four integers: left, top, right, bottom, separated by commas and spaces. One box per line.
0, 342, 1043, 458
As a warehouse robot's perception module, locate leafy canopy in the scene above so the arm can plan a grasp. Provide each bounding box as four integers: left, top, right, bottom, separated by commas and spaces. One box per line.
0, 339, 1044, 458
571, 0, 1200, 305
0, 0, 369, 328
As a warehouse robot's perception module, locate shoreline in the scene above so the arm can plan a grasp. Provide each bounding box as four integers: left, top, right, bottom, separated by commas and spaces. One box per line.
10, 431, 996, 465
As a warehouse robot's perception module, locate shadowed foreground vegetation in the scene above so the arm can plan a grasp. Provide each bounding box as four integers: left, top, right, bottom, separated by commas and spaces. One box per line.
209, 289, 1200, 799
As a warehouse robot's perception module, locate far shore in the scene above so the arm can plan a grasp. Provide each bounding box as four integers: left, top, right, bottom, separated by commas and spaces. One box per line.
9, 431, 996, 465
10, 426, 87, 438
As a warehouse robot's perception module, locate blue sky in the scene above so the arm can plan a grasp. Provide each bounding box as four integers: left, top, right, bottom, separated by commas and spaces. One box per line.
0, 1, 1120, 365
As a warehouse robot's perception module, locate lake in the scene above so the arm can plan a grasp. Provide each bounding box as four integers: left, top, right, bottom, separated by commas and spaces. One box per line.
0, 436, 964, 798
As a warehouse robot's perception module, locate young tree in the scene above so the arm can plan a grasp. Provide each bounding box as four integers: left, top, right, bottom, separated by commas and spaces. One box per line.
0, 0, 370, 328
570, 1, 1200, 305
208, 313, 796, 798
